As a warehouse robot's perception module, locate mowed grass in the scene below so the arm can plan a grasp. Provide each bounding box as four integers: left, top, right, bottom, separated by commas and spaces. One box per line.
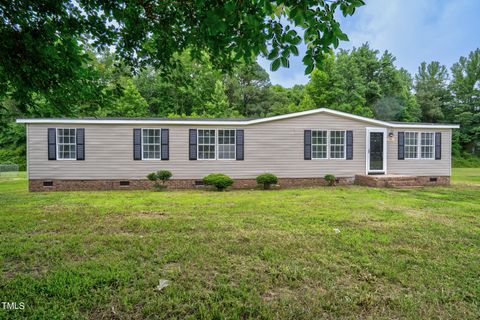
452, 167, 480, 185
0, 171, 479, 319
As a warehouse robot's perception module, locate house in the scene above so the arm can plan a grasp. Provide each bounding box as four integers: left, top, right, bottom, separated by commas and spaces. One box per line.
16, 108, 459, 191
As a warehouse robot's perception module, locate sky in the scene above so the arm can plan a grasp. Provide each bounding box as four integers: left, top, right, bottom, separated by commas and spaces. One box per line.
258, 0, 480, 88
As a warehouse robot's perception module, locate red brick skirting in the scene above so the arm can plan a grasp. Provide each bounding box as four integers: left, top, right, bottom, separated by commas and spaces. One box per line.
28, 177, 355, 192
354, 175, 450, 188
28, 175, 449, 192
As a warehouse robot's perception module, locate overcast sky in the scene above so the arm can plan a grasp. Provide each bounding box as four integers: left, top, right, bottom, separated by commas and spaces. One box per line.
258, 0, 480, 87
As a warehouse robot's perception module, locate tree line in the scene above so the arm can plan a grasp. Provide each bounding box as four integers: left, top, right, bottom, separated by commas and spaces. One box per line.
1, 44, 479, 168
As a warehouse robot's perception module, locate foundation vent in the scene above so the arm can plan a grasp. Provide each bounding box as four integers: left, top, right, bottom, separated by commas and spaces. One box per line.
43, 181, 53, 187
119, 181, 130, 186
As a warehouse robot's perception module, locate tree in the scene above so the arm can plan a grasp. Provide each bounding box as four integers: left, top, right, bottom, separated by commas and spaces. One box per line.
95, 78, 149, 117
197, 80, 239, 118
373, 96, 403, 121
449, 49, 480, 154
267, 85, 305, 116
225, 62, 272, 117
135, 52, 222, 116
301, 44, 408, 118
414, 61, 450, 122
397, 68, 421, 122
0, 0, 364, 108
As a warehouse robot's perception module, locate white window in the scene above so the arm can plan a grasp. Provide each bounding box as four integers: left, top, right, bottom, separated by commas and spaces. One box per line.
142, 128, 161, 160
218, 130, 236, 160
57, 128, 76, 160
330, 130, 346, 159
421, 132, 435, 159
312, 130, 328, 159
198, 129, 216, 160
404, 132, 418, 159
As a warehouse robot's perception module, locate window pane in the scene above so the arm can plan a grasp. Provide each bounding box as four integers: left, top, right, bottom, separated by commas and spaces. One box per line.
57, 128, 76, 160
198, 130, 217, 159
405, 132, 418, 159
142, 129, 161, 159
420, 132, 434, 159
330, 131, 345, 159
312, 130, 327, 159
218, 130, 236, 159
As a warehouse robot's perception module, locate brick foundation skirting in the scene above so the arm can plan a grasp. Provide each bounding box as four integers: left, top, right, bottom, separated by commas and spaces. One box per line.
29, 177, 355, 192
28, 175, 449, 192
354, 175, 450, 188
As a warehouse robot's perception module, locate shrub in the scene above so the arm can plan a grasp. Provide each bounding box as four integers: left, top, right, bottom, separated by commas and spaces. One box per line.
256, 173, 278, 190
146, 170, 173, 191
157, 170, 172, 185
453, 153, 480, 168
203, 173, 233, 191
324, 174, 336, 186
147, 172, 158, 181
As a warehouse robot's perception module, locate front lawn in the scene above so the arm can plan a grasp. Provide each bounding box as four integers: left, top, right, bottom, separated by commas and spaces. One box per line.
0, 171, 479, 319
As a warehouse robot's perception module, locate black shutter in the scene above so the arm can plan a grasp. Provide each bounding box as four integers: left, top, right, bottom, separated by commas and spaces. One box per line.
76, 128, 85, 160
48, 128, 56, 160
346, 130, 353, 160
189, 129, 197, 160
133, 128, 142, 160
161, 129, 169, 160
398, 132, 405, 160
435, 132, 441, 160
304, 130, 312, 160
236, 129, 244, 160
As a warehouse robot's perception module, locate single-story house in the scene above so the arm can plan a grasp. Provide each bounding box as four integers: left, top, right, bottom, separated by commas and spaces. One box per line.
17, 108, 459, 191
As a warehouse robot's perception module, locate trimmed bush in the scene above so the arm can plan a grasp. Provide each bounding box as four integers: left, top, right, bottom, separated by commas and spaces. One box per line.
157, 170, 172, 184
324, 174, 336, 186
146, 170, 173, 191
147, 172, 158, 181
256, 173, 278, 190
203, 173, 233, 191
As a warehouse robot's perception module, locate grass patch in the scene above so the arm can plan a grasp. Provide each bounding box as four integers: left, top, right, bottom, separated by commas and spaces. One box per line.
452, 168, 480, 185
0, 171, 479, 319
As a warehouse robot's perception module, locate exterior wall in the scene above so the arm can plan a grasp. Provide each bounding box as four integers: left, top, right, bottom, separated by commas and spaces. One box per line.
27, 113, 370, 180
386, 128, 451, 176
26, 113, 453, 181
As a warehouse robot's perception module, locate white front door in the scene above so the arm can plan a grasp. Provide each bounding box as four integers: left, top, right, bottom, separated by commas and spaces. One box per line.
366, 128, 387, 174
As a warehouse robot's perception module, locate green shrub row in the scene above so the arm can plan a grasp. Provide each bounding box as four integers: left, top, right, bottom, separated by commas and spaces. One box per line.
453, 153, 480, 168
146, 171, 337, 191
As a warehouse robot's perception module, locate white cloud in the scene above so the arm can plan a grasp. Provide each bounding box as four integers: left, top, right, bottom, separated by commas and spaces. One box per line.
260, 0, 480, 87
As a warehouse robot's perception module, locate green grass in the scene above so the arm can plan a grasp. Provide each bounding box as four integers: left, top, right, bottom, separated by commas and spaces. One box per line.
1, 171, 479, 319
452, 168, 480, 185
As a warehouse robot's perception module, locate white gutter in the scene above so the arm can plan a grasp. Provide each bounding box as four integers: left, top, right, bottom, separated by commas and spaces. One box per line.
16, 108, 460, 129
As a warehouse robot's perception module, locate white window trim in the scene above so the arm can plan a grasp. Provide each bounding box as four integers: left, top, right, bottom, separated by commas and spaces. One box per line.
404, 131, 436, 160
56, 128, 77, 161
311, 130, 328, 160
197, 129, 237, 161
404, 131, 419, 160
311, 130, 346, 160
420, 132, 435, 160
217, 129, 236, 161
197, 129, 218, 161
141, 128, 162, 160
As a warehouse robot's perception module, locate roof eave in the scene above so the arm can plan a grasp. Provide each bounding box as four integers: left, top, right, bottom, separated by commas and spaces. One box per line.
15, 107, 460, 129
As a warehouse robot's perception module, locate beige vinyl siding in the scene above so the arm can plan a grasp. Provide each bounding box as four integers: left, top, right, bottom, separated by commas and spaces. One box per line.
387, 128, 451, 176
28, 113, 368, 179
26, 113, 453, 180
